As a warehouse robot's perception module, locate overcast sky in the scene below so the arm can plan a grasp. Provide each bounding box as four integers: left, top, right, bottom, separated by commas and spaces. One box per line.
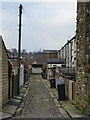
0, 1, 77, 52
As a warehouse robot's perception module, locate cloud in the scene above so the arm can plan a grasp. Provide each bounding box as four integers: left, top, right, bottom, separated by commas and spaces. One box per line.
0, 3, 2, 35
2, 2, 76, 51
2, 0, 88, 2
42, 10, 75, 27
2, 0, 76, 3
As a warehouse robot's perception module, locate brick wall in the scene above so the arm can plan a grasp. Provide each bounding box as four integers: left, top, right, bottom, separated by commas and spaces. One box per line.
0, 37, 2, 108
43, 51, 58, 63
0, 36, 9, 106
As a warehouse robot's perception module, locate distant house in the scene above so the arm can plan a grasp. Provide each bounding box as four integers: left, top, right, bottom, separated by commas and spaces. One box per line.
47, 58, 66, 68
47, 58, 66, 79
58, 36, 76, 68
43, 50, 58, 64
32, 64, 42, 74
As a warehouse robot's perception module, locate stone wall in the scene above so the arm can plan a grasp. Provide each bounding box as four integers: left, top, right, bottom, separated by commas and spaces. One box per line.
76, 2, 90, 115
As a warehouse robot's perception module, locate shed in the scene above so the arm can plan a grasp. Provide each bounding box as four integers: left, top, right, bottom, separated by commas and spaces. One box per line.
32, 64, 42, 74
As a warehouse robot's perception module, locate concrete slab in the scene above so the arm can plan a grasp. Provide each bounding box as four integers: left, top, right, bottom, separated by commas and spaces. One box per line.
11, 98, 21, 103
15, 108, 22, 116
20, 93, 24, 97
0, 111, 12, 120
58, 108, 70, 118
22, 85, 28, 88
60, 101, 86, 118
14, 96, 22, 100
7, 99, 20, 107
64, 106, 86, 118
2, 104, 17, 114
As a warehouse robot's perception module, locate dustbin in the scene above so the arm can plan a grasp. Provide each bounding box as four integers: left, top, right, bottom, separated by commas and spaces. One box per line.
50, 78, 56, 88
57, 84, 67, 100
44, 73, 47, 79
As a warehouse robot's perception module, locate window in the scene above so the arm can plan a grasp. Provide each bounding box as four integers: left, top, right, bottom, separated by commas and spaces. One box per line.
86, 37, 89, 42
88, 58, 90, 64
88, 68, 90, 73
89, 24, 90, 28
53, 65, 57, 67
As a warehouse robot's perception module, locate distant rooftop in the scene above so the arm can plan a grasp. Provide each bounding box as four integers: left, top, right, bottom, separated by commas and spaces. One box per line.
43, 50, 58, 53
47, 58, 66, 64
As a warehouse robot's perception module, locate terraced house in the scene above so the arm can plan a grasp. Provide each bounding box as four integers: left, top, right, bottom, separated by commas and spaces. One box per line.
58, 36, 76, 102
76, 1, 90, 115
58, 36, 76, 69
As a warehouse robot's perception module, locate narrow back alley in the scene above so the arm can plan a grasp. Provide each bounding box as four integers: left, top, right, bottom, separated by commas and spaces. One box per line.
13, 74, 69, 118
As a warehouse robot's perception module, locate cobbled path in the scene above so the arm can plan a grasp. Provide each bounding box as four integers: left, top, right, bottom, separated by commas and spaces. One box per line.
14, 74, 63, 118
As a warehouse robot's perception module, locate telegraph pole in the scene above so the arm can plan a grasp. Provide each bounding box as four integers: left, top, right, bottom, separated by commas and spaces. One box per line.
17, 4, 23, 95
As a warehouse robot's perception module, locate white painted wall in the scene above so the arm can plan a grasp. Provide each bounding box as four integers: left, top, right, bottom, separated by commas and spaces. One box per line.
48, 64, 63, 68
72, 38, 76, 68
20, 64, 24, 87
32, 67, 42, 74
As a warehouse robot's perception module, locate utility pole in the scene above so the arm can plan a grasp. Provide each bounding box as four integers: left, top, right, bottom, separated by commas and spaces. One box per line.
17, 4, 23, 95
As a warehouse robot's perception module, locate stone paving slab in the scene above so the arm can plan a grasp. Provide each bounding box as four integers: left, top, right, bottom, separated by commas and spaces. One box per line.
13, 96, 22, 100
2, 104, 17, 114
11, 98, 21, 103
21, 85, 28, 88
0, 111, 12, 120
58, 108, 70, 118
60, 101, 86, 118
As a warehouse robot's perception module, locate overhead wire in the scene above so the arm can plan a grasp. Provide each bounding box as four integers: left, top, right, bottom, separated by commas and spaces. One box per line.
0, 4, 18, 11
23, 7, 62, 41
2, 11, 18, 40
22, 9, 35, 42
24, 2, 63, 9
23, 8, 42, 41
1, 3, 65, 50
23, 9, 52, 42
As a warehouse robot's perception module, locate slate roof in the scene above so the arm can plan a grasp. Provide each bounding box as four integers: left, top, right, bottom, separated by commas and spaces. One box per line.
43, 50, 58, 53
47, 58, 66, 64
32, 64, 42, 67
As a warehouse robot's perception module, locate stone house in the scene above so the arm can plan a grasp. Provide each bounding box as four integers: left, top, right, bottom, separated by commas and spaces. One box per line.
58, 37, 77, 105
